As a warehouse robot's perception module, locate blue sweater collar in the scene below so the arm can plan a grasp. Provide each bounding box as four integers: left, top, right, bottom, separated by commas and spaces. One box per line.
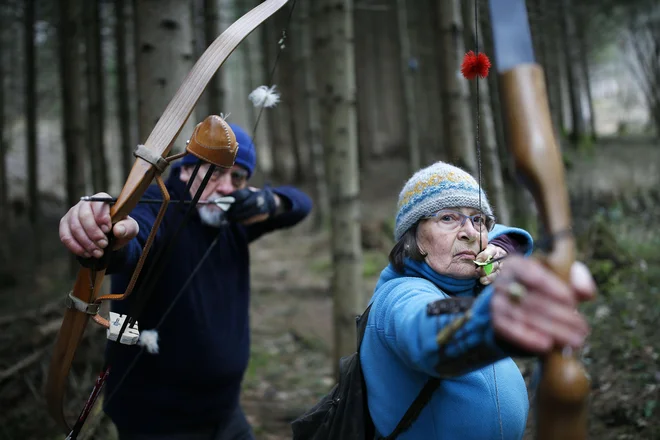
402, 258, 478, 297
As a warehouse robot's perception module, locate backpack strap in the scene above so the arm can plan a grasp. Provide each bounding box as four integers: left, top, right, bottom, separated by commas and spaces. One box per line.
381, 377, 441, 439
356, 303, 373, 348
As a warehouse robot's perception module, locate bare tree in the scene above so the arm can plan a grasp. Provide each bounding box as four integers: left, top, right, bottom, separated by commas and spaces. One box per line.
300, 0, 328, 229
135, 0, 196, 149
312, 0, 363, 367
84, 0, 108, 191
395, 0, 421, 173
58, 0, 86, 212
623, 3, 660, 138
25, 0, 40, 260
438, 0, 477, 174
115, 0, 134, 181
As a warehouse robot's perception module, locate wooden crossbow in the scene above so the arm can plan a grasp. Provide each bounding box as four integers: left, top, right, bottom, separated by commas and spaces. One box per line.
486, 0, 592, 438
44, 1, 290, 438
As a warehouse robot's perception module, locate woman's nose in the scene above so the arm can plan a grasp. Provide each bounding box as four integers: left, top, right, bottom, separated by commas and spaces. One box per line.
457, 220, 480, 241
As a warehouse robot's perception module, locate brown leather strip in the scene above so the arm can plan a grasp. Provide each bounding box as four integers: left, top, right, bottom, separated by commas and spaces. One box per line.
95, 174, 170, 304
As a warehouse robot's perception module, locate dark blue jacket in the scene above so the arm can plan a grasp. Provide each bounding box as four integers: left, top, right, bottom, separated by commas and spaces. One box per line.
103, 166, 312, 434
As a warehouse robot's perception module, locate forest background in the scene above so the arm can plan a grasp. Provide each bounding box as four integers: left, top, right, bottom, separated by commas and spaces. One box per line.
0, 0, 658, 439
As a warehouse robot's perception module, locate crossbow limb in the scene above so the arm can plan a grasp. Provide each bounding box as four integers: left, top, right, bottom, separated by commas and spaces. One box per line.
45, 0, 290, 433
486, 0, 591, 439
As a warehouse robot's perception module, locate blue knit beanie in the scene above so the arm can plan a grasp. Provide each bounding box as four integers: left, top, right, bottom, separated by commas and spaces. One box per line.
394, 161, 493, 241
180, 123, 257, 177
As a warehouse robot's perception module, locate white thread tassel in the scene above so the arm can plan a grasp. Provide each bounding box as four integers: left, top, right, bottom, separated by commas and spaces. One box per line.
248, 85, 280, 108
138, 329, 160, 354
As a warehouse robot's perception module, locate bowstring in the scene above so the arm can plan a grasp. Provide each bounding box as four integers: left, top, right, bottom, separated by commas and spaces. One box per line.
475, 0, 484, 252
249, 0, 297, 152
67, 1, 298, 436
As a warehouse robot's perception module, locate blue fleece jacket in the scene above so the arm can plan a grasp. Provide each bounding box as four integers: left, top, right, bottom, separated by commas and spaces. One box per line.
360, 225, 534, 440
102, 166, 312, 434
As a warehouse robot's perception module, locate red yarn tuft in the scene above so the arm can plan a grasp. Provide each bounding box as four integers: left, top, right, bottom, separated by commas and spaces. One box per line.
461, 51, 491, 80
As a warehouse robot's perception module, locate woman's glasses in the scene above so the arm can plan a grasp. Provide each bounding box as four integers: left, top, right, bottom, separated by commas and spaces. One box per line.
425, 209, 496, 232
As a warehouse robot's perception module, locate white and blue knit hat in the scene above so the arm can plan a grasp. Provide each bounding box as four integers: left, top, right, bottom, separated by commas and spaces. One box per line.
394, 161, 493, 241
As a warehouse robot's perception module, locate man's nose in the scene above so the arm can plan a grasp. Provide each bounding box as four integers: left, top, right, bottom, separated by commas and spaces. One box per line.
213, 174, 234, 195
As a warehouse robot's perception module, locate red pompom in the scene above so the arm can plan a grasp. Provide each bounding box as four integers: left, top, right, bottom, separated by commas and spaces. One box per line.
461, 51, 491, 80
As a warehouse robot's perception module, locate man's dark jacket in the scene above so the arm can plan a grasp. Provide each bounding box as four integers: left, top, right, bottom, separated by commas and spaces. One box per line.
103, 165, 312, 434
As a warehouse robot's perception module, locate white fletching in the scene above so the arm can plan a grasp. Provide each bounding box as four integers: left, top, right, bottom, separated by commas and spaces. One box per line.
138, 329, 160, 354
211, 196, 235, 212
248, 85, 280, 108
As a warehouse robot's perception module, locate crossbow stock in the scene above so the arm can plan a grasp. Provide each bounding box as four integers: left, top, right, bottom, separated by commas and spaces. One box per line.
486, 0, 591, 439
45, 0, 290, 436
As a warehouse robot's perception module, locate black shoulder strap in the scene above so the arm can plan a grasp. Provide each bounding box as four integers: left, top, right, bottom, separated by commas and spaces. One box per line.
357, 303, 441, 439
382, 377, 441, 439
356, 303, 373, 348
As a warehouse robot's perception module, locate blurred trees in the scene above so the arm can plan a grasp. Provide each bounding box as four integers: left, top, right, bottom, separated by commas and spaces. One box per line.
0, 0, 657, 371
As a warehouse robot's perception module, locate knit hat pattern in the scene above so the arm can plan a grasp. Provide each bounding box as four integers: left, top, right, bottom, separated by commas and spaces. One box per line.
394, 161, 493, 241
180, 123, 257, 178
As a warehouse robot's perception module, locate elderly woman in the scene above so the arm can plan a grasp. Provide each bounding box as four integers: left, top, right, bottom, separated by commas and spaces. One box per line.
360, 161, 595, 439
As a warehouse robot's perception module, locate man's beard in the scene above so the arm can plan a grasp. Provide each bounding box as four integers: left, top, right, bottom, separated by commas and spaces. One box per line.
198, 205, 226, 227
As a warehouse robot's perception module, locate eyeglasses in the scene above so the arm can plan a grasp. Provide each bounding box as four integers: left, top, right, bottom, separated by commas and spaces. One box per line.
424, 209, 496, 232
199, 165, 248, 187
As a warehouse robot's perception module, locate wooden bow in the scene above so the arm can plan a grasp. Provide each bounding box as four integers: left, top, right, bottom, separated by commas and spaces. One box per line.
45, 0, 290, 435
485, 0, 591, 439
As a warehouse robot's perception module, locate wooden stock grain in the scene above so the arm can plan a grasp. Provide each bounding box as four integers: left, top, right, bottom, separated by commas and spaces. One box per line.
499, 64, 590, 440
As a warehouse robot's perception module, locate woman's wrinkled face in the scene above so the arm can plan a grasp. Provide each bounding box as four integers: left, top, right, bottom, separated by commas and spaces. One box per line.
416, 207, 490, 279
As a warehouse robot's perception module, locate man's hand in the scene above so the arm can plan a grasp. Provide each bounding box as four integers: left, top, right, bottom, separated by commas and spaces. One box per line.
491, 257, 596, 354
59, 192, 139, 259
226, 186, 280, 225
475, 244, 507, 285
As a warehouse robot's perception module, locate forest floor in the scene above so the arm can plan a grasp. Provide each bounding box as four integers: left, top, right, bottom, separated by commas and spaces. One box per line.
0, 137, 659, 440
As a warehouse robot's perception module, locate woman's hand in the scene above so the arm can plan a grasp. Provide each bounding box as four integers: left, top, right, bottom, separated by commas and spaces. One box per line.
59, 192, 139, 259
490, 257, 596, 353
475, 244, 507, 285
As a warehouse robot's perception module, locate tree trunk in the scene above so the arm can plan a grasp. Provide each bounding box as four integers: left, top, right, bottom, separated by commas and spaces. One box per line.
354, 10, 380, 163
396, 0, 421, 173
84, 0, 109, 191
539, 0, 564, 135
58, 0, 86, 208
135, 0, 196, 149
59, 0, 87, 274
0, 22, 7, 233
115, 0, 133, 181
560, 0, 588, 144
438, 0, 477, 174
205, 0, 224, 113
418, 0, 445, 163
25, 0, 40, 261
575, 9, 596, 140
261, 17, 289, 181
312, 0, 363, 368
463, 0, 509, 224
192, 0, 211, 118
300, 0, 328, 229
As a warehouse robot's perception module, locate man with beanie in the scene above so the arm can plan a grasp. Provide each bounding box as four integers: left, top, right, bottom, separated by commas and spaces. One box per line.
58, 120, 312, 439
